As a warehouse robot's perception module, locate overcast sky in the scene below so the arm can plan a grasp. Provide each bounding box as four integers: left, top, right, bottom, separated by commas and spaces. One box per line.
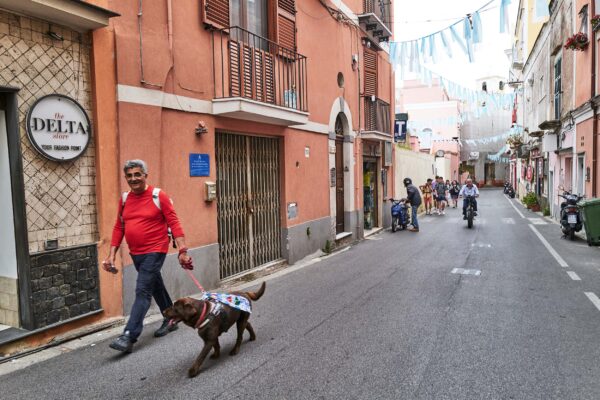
393, 0, 519, 88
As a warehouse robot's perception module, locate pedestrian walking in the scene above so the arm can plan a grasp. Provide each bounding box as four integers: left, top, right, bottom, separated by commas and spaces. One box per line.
419, 178, 433, 215
434, 176, 448, 215
431, 176, 439, 212
404, 177, 422, 232
103, 159, 191, 353
449, 180, 461, 208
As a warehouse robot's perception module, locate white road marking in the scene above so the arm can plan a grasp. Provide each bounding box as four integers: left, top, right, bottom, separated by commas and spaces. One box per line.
528, 225, 569, 268
528, 218, 547, 225
451, 268, 482, 276
471, 243, 492, 248
502, 218, 515, 224
585, 292, 600, 311
566, 271, 581, 281
505, 195, 525, 218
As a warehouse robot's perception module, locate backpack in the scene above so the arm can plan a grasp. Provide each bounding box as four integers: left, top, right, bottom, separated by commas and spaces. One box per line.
120, 188, 176, 248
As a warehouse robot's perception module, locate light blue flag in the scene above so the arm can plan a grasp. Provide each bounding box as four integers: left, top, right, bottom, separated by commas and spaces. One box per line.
463, 17, 474, 62
421, 37, 428, 62
450, 24, 468, 56
389, 42, 398, 70
399, 42, 407, 79
429, 35, 438, 63
534, 0, 549, 19
500, 0, 511, 33
440, 30, 453, 57
472, 12, 483, 44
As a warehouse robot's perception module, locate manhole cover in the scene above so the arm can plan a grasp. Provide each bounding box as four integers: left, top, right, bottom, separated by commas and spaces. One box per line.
451, 268, 481, 276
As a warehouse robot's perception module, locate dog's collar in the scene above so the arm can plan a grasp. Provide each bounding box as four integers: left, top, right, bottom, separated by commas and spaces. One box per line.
194, 301, 210, 329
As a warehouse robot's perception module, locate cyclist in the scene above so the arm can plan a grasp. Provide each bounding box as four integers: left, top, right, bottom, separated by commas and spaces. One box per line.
459, 178, 480, 220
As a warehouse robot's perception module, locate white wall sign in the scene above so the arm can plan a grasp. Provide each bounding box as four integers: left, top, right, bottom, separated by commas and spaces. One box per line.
26, 94, 91, 162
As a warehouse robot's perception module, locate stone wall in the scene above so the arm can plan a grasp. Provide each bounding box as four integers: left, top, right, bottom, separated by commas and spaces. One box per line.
0, 10, 98, 253
30, 245, 100, 329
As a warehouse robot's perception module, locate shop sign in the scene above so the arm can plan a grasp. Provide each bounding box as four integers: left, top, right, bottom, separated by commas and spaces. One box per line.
26, 94, 91, 162
526, 165, 533, 181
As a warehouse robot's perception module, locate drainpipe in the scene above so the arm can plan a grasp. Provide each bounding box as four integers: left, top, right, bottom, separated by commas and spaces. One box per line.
593, 0, 598, 197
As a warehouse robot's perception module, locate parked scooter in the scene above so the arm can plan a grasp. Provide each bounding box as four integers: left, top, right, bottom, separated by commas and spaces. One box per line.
558, 189, 584, 240
506, 184, 516, 198
390, 198, 409, 232
503, 182, 510, 194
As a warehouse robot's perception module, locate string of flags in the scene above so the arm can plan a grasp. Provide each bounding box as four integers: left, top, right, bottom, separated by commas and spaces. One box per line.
389, 0, 549, 74
486, 144, 511, 163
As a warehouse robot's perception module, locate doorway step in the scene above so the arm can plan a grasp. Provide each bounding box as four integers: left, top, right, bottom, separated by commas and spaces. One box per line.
335, 231, 353, 248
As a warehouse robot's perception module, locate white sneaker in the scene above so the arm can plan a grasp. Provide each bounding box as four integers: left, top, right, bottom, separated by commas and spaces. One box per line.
442, 210, 445, 215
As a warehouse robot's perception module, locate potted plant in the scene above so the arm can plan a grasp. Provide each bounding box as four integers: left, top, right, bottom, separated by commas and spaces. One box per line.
592, 15, 600, 32
564, 32, 589, 51
523, 192, 539, 210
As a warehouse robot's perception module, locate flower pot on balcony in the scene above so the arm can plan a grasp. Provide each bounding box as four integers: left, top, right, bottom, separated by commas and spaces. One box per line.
592, 16, 600, 32
565, 33, 589, 51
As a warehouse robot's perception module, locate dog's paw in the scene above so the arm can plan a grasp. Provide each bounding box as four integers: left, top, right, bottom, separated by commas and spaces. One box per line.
188, 367, 201, 378
249, 334, 256, 341
210, 352, 220, 359
229, 348, 239, 356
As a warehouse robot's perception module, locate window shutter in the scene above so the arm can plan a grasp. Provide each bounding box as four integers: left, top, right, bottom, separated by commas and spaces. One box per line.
277, 0, 296, 51
363, 49, 377, 96
201, 0, 229, 29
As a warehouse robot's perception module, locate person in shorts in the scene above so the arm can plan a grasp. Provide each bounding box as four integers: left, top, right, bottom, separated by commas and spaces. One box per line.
420, 179, 433, 215
449, 180, 461, 208
434, 176, 448, 215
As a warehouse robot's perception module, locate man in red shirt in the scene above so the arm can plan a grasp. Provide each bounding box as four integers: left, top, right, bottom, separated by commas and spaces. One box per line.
103, 159, 191, 353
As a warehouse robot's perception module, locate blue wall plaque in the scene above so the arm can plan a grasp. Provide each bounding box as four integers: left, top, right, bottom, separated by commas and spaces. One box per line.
189, 153, 210, 177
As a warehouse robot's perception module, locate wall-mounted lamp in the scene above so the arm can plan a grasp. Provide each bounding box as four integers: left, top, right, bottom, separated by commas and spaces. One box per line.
195, 120, 208, 135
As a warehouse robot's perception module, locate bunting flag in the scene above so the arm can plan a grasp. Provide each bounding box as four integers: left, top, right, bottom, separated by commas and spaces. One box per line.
500, 0, 511, 33
440, 30, 453, 57
463, 17, 474, 62
472, 12, 483, 44
450, 24, 468, 57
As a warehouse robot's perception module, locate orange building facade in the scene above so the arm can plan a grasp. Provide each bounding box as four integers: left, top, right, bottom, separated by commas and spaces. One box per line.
0, 0, 394, 355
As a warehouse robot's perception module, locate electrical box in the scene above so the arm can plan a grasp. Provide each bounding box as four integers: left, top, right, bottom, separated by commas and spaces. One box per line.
205, 181, 216, 201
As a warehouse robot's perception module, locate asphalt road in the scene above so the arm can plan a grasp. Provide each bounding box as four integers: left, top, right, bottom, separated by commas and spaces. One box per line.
2, 189, 600, 400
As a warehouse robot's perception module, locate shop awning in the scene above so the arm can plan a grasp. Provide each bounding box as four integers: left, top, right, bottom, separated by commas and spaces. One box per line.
0, 0, 119, 31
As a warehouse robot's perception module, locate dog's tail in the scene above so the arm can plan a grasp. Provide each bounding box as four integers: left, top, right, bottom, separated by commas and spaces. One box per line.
247, 282, 266, 301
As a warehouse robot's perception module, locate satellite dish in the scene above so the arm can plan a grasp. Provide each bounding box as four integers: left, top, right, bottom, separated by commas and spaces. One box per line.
435, 150, 445, 157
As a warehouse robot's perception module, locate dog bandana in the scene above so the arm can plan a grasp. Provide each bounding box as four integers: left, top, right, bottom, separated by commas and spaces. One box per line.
200, 292, 252, 313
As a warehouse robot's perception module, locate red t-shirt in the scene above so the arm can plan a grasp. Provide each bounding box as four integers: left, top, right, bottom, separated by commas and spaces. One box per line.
110, 186, 185, 255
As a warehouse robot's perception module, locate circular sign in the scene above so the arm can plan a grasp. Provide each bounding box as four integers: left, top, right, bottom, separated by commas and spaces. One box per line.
26, 94, 91, 162
435, 150, 445, 157
526, 165, 533, 181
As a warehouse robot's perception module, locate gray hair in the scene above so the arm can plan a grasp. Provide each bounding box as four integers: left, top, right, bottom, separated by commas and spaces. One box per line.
123, 159, 148, 174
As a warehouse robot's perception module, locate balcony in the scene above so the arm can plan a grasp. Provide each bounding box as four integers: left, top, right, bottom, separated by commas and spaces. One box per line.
358, 0, 393, 44
211, 26, 309, 126
363, 97, 391, 141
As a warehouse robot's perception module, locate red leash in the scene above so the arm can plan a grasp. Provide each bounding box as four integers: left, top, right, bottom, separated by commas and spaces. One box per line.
184, 268, 205, 292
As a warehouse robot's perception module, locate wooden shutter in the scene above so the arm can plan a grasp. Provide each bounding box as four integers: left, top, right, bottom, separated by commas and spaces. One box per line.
363, 49, 377, 96
276, 0, 296, 51
201, 0, 229, 29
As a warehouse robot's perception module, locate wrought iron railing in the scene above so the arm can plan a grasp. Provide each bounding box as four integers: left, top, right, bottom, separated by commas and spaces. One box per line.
363, 0, 392, 32
364, 97, 391, 134
212, 26, 308, 112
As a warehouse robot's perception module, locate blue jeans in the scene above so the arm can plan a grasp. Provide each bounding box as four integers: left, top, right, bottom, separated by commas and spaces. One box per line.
124, 252, 172, 340
411, 205, 419, 229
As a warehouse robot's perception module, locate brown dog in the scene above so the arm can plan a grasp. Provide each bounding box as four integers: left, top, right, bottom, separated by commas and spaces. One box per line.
163, 282, 265, 377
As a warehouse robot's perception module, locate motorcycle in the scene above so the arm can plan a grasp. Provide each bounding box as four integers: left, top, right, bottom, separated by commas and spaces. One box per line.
503, 182, 510, 194
390, 198, 409, 232
506, 185, 516, 198
559, 190, 584, 240
465, 195, 477, 229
